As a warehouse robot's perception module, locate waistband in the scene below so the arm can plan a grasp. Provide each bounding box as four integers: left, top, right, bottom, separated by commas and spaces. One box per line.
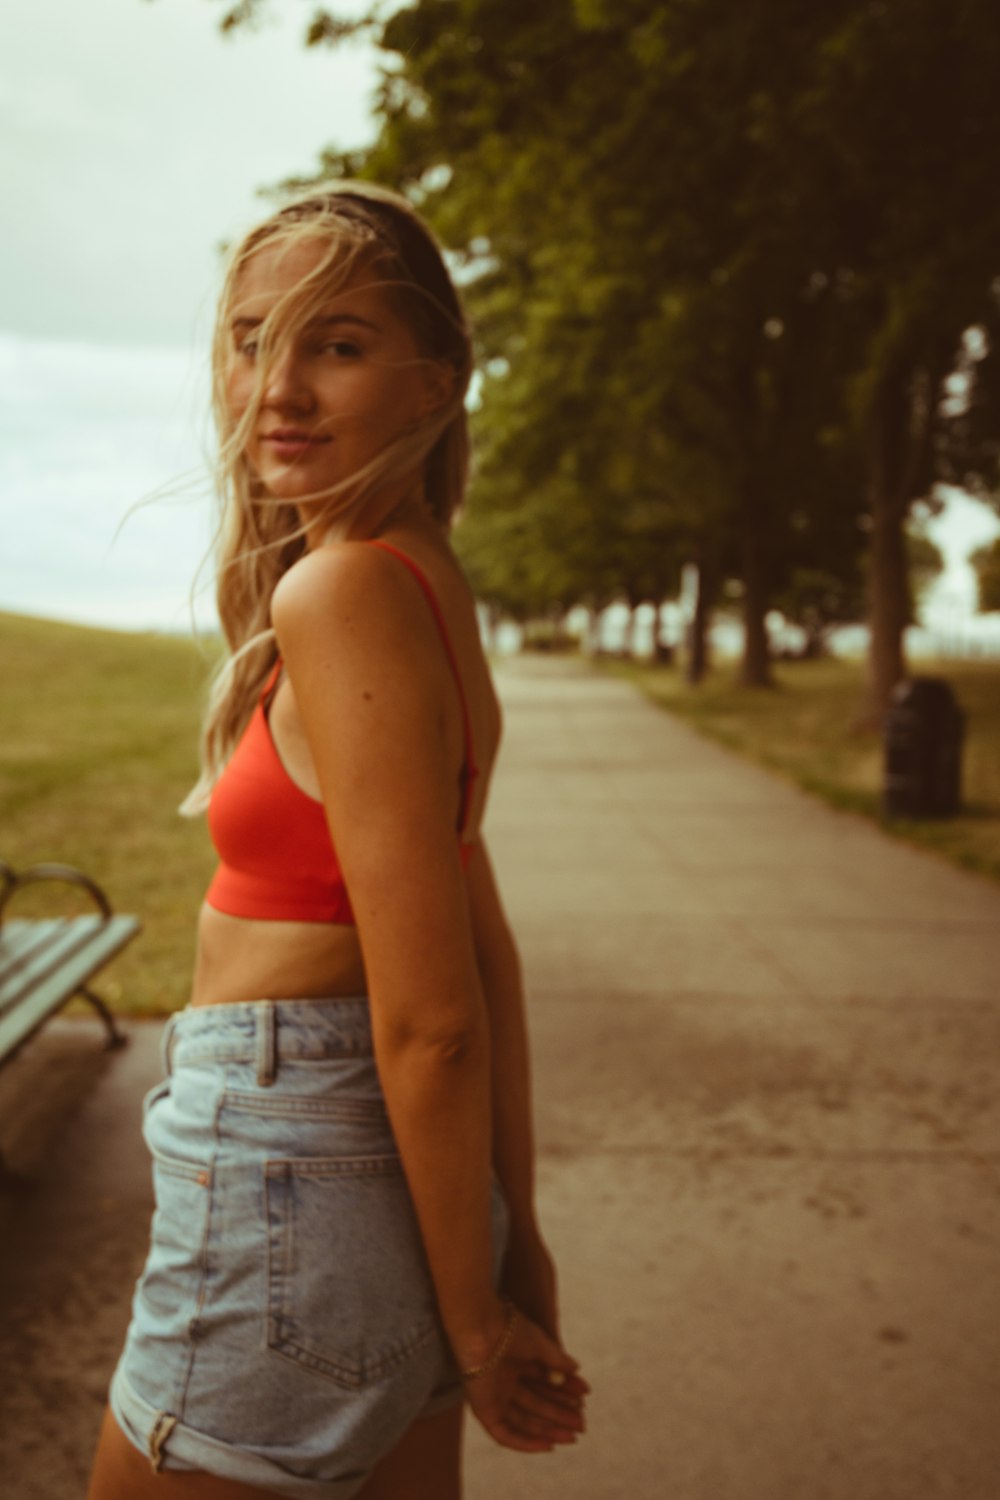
161, 997, 374, 1085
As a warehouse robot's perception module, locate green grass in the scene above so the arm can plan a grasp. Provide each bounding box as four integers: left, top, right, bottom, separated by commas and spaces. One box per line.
4, 614, 997, 1018
1, 612, 219, 1015
605, 653, 1000, 884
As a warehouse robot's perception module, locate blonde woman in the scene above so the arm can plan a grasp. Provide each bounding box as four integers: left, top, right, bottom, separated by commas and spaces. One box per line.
86, 186, 588, 1500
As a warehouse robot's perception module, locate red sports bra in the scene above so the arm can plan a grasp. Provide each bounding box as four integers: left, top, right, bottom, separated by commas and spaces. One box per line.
204, 540, 480, 925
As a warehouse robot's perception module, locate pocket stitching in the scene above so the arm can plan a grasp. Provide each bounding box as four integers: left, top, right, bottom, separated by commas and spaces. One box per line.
150, 1148, 212, 1184
224, 1089, 388, 1122
264, 1156, 437, 1389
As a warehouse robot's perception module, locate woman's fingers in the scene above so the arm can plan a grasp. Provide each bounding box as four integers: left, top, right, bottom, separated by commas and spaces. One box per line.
554, 1369, 591, 1397
491, 1422, 554, 1458
510, 1396, 582, 1441
520, 1371, 588, 1415
513, 1384, 586, 1435
464, 1305, 590, 1456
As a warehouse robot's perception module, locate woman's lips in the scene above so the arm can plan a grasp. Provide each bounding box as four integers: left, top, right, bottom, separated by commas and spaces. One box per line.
262, 431, 332, 460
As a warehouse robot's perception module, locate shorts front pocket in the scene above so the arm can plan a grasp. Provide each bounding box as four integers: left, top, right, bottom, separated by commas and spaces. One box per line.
264, 1155, 438, 1389
141, 1150, 213, 1326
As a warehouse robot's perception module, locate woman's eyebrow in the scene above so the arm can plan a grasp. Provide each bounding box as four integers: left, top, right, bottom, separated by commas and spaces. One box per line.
230, 313, 382, 334
310, 313, 383, 333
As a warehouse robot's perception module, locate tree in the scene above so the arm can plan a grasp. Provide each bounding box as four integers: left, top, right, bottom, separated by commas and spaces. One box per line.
971, 539, 1000, 613
782, 0, 1000, 714
906, 528, 946, 619
202, 0, 1000, 711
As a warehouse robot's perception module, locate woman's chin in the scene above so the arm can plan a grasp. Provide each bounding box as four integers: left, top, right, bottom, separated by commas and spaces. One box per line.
256, 465, 344, 506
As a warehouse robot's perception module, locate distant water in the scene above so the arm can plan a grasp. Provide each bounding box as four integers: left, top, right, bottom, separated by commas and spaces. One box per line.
2, 330, 998, 648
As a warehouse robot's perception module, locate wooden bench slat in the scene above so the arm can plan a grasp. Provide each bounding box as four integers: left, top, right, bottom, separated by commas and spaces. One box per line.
0, 916, 140, 1058
0, 917, 106, 1012
0, 912, 97, 984
0, 919, 71, 974
0, 916, 140, 1013
0, 917, 139, 995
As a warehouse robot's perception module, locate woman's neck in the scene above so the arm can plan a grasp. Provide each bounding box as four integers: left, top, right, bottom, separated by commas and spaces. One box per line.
302, 479, 438, 552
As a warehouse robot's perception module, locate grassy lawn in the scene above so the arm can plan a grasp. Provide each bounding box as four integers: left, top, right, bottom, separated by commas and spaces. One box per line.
1, 612, 218, 1015
4, 612, 997, 1018
605, 653, 1000, 885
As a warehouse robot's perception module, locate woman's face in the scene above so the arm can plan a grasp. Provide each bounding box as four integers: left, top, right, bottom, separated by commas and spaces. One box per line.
225, 236, 449, 510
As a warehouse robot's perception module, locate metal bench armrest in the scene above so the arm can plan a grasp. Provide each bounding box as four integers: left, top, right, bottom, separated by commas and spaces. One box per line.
0, 863, 113, 924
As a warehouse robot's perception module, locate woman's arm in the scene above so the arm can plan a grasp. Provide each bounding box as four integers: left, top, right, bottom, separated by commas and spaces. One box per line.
464, 837, 562, 1337
272, 546, 584, 1448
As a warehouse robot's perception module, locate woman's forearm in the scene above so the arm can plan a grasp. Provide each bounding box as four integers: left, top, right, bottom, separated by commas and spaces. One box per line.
478, 932, 539, 1238
373, 1007, 505, 1368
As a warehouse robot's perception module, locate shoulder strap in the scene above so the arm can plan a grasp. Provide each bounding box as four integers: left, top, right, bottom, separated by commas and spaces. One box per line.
365, 539, 479, 831
259, 657, 283, 706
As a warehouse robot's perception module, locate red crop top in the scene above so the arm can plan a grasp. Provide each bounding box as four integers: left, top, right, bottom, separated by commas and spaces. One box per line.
204, 540, 480, 924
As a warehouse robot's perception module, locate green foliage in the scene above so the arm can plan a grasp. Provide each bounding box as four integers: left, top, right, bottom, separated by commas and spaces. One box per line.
213, 1, 378, 45
198, 0, 1000, 690
906, 528, 946, 612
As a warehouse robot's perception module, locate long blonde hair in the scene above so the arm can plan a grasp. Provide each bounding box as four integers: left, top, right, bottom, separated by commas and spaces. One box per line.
182, 183, 474, 815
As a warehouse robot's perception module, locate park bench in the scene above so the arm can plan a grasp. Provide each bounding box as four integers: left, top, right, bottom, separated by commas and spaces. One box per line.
0, 860, 139, 1067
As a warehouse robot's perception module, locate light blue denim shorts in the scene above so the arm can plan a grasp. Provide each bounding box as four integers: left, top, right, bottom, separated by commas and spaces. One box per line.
109, 997, 510, 1498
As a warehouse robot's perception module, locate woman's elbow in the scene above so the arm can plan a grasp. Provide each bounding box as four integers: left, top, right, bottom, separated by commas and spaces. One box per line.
379, 1010, 490, 1071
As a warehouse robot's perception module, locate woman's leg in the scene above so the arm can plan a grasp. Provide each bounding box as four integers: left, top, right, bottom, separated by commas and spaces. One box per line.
353, 1400, 464, 1500
87, 1399, 465, 1500
85, 1405, 290, 1500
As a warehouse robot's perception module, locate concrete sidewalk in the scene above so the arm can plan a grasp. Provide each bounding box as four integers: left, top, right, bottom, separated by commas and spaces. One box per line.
467, 657, 999, 1500
2, 655, 998, 1499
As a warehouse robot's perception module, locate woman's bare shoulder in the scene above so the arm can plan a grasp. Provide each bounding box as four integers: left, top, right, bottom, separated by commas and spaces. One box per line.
271, 541, 438, 662
272, 542, 395, 622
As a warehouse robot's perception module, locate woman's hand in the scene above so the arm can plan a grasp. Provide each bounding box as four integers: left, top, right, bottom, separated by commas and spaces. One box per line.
501, 1225, 561, 1340
461, 1304, 589, 1454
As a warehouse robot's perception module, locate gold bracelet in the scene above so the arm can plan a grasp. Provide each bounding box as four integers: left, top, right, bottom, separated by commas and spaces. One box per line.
460, 1300, 518, 1381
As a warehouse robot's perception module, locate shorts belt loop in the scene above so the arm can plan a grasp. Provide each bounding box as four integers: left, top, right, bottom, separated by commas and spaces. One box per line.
256, 1000, 277, 1087
160, 1013, 179, 1078
148, 1411, 178, 1472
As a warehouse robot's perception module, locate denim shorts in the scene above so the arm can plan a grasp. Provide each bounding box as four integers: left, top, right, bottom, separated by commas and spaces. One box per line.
108, 997, 510, 1498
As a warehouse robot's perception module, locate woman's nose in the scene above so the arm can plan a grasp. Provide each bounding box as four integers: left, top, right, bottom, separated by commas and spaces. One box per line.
262, 348, 313, 408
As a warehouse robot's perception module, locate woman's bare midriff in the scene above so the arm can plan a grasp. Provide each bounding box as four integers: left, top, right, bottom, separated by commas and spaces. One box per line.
190, 903, 369, 1008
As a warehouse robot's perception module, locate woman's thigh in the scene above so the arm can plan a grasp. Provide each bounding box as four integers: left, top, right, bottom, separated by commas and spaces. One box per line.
353, 1400, 464, 1500
87, 1401, 465, 1500
86, 1404, 290, 1500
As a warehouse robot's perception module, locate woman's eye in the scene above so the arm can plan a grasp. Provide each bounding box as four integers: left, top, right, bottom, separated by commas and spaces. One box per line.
237, 338, 258, 359
323, 340, 361, 359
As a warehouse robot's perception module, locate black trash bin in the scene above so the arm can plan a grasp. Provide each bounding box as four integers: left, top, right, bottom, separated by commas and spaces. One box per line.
883, 677, 964, 818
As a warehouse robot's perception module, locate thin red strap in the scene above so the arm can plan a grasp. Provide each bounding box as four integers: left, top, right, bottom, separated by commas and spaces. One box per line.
365, 539, 479, 829
260, 657, 282, 703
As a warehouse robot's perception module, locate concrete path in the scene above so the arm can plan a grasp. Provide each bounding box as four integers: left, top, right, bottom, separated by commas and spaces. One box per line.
2, 654, 998, 1499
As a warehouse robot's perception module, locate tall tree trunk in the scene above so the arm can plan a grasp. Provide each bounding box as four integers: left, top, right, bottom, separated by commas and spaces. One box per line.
622, 602, 636, 659
859, 358, 941, 725
482, 601, 501, 652
631, 603, 646, 660
686, 549, 717, 685
865, 472, 909, 723
652, 594, 672, 663
740, 486, 773, 686
582, 602, 600, 656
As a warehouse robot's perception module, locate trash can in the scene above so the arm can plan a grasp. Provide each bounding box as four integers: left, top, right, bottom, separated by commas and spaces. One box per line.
883, 677, 964, 818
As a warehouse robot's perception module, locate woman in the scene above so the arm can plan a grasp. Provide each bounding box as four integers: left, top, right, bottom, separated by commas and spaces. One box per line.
86, 184, 588, 1500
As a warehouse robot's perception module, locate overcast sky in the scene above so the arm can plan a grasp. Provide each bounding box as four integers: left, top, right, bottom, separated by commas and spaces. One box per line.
0, 0, 382, 628
0, 0, 378, 349
0, 0, 997, 635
